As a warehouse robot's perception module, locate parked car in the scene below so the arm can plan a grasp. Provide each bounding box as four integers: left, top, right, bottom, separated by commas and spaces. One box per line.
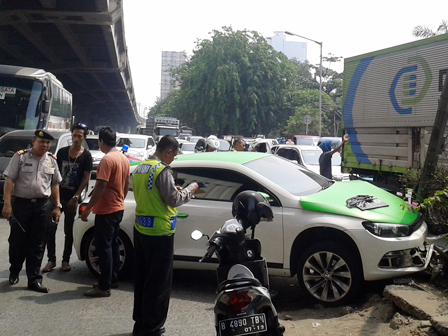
289, 135, 320, 146
250, 138, 279, 153
85, 134, 104, 171
189, 136, 205, 145
0, 130, 89, 202
272, 144, 349, 181
116, 134, 155, 161
178, 133, 191, 141
73, 152, 434, 306
193, 137, 230, 152
179, 141, 197, 154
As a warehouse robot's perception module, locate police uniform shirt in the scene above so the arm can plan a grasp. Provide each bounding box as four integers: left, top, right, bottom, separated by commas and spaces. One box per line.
4, 149, 62, 199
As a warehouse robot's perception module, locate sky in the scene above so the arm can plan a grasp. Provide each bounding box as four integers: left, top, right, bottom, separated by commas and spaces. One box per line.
123, 0, 446, 111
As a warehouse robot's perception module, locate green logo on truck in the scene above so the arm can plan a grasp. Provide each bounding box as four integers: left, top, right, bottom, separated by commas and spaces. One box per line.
389, 56, 432, 114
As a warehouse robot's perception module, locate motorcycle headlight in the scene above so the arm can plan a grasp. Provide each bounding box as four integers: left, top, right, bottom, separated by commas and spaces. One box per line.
362, 221, 410, 238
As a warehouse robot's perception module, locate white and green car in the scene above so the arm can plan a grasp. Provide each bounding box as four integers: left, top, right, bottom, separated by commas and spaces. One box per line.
73, 152, 434, 306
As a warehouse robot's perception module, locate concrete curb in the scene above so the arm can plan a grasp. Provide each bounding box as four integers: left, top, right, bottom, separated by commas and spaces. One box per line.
384, 284, 448, 335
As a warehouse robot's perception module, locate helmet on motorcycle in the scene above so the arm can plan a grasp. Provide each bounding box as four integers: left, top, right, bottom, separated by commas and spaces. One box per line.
206, 135, 220, 151
232, 190, 274, 230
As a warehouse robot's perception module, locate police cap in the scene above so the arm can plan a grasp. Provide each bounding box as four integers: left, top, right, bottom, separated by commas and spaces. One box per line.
34, 130, 54, 140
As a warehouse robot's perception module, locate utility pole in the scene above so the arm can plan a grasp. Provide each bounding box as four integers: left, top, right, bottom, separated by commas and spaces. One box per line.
416, 74, 448, 203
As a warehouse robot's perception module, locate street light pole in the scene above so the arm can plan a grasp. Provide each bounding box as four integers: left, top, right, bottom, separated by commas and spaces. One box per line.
285, 31, 323, 137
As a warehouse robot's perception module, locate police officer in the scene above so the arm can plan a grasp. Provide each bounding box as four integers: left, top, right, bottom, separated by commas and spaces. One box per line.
2, 130, 62, 293
132, 135, 198, 336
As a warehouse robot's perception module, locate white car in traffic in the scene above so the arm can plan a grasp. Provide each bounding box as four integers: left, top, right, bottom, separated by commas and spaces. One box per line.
73, 152, 434, 306
116, 134, 156, 161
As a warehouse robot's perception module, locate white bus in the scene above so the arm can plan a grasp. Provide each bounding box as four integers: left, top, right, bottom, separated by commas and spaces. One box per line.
0, 64, 72, 136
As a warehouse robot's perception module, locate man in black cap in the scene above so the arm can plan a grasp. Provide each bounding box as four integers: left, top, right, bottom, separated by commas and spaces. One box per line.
2, 129, 62, 293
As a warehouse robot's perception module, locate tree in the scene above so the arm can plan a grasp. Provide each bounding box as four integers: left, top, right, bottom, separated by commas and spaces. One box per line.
413, 20, 448, 38
171, 27, 295, 136
148, 90, 182, 118
284, 90, 335, 136
282, 55, 344, 137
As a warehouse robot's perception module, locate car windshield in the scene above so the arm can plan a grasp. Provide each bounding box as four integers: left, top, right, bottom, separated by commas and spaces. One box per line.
0, 136, 58, 156
218, 140, 230, 151
0, 76, 42, 134
178, 134, 190, 140
158, 128, 178, 136
181, 143, 195, 151
189, 137, 202, 144
302, 150, 321, 165
295, 138, 315, 145
243, 156, 329, 196
86, 138, 100, 151
0, 137, 33, 157
117, 138, 145, 148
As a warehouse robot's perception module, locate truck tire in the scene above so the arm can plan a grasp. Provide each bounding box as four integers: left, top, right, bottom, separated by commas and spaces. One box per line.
296, 241, 362, 307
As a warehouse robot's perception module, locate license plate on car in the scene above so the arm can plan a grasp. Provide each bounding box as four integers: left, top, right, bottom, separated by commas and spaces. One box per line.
219, 313, 267, 336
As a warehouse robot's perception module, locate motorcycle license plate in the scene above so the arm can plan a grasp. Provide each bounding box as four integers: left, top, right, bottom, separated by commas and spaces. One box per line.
219, 313, 267, 336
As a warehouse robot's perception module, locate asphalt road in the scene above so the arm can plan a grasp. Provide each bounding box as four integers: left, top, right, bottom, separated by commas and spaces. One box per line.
0, 216, 307, 336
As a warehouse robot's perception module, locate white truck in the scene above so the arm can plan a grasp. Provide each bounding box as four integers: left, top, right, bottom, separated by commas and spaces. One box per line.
145, 116, 180, 142
341, 34, 448, 187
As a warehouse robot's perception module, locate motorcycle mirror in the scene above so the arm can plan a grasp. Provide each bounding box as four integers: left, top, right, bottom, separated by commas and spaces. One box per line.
191, 230, 204, 241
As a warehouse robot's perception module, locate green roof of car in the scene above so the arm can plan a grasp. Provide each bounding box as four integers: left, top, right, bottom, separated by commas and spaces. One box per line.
175, 152, 270, 164
130, 152, 270, 166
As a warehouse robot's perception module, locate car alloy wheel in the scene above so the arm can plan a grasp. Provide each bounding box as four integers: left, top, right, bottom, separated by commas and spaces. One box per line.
297, 241, 361, 306
83, 230, 133, 278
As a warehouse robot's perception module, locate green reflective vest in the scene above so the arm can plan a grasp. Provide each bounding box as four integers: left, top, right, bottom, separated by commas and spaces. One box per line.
132, 159, 177, 236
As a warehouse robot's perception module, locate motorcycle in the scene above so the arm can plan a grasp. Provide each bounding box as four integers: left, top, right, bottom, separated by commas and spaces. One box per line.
191, 191, 285, 336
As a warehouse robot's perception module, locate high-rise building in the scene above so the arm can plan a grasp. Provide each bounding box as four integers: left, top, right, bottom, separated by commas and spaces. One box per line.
267, 31, 307, 62
160, 51, 187, 99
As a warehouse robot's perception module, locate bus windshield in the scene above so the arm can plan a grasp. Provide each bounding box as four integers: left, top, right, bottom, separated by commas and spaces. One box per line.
0, 76, 42, 135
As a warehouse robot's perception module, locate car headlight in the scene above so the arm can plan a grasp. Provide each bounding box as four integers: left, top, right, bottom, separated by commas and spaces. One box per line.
362, 221, 410, 237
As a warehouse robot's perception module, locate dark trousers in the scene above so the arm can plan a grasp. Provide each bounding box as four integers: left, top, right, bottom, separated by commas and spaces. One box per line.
133, 228, 174, 336
94, 211, 123, 291
9, 198, 53, 284
46, 200, 76, 263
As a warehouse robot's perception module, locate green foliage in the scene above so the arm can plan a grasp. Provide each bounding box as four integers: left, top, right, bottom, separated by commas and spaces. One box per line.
400, 166, 448, 234
283, 90, 338, 136
400, 166, 448, 200
148, 90, 181, 118
285, 54, 343, 137
171, 27, 296, 136
420, 187, 448, 235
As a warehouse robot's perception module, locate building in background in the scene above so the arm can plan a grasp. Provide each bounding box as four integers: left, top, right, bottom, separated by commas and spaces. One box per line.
267, 31, 307, 62
160, 51, 187, 99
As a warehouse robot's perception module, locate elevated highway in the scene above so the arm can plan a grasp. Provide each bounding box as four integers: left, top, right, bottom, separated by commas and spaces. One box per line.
0, 0, 143, 132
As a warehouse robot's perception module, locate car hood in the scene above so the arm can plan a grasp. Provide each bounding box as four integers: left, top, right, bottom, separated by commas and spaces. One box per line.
300, 180, 418, 224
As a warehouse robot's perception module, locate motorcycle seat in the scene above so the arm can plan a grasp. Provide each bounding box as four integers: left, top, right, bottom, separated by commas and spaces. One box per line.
217, 277, 262, 293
